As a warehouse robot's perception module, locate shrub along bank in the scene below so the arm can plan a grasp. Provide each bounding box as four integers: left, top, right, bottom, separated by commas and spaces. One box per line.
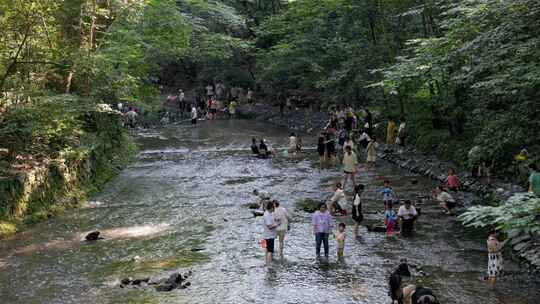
0, 96, 136, 238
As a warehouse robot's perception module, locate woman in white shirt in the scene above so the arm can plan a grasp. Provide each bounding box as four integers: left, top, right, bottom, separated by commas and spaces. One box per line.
272, 201, 291, 258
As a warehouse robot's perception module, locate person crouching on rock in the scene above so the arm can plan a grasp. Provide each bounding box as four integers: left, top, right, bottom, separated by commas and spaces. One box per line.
398, 200, 418, 237
432, 186, 457, 215
328, 183, 346, 216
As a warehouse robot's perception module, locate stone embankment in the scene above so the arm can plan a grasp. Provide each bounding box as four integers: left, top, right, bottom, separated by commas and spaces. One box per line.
0, 108, 135, 238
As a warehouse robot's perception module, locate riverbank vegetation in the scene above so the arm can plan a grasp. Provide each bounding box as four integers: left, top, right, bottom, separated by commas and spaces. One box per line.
0, 0, 258, 235
255, 0, 540, 177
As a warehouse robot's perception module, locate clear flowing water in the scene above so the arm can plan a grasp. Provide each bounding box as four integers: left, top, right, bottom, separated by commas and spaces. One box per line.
1, 120, 538, 304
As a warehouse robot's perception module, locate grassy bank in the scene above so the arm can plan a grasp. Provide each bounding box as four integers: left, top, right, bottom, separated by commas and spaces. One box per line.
0, 96, 136, 238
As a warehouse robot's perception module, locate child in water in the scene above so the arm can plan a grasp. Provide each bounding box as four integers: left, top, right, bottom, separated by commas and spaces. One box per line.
384, 202, 397, 237
380, 180, 396, 207
336, 223, 346, 259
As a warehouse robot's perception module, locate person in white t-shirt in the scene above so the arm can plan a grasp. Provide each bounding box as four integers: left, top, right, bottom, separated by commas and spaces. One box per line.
272, 201, 291, 258
433, 185, 456, 215
262, 201, 279, 266
328, 183, 346, 215
288, 132, 297, 153
398, 200, 418, 236
191, 106, 197, 125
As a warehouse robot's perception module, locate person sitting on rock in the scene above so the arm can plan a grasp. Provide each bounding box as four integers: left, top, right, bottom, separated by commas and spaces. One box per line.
251, 138, 260, 156
259, 139, 270, 158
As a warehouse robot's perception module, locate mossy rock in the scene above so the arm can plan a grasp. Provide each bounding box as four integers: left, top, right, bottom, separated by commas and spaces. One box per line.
0, 221, 17, 238
296, 198, 323, 213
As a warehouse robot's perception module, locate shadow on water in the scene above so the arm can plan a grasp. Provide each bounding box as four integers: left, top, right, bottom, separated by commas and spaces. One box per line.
0, 120, 538, 304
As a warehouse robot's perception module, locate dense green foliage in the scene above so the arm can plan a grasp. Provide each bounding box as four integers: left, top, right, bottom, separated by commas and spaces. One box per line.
254, 0, 540, 169
460, 193, 540, 237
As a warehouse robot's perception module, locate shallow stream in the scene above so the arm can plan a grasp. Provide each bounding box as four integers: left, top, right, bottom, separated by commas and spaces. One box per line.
1, 120, 538, 304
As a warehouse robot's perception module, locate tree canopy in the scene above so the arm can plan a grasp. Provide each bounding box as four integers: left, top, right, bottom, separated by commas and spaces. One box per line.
1, 0, 539, 167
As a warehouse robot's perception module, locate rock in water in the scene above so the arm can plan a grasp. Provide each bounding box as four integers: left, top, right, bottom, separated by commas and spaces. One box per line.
155, 283, 177, 292
85, 231, 102, 241
132, 278, 149, 285
120, 277, 132, 285
167, 273, 183, 284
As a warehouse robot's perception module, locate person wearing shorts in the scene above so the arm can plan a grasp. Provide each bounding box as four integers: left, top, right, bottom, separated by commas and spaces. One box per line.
262, 201, 279, 266
272, 201, 291, 258
342, 146, 358, 191
434, 185, 457, 215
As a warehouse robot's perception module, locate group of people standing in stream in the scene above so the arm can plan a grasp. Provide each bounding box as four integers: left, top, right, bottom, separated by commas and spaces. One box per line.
163, 83, 247, 125
247, 105, 526, 302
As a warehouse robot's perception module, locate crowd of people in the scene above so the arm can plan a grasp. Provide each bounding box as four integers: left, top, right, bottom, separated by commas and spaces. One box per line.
246, 105, 540, 303
162, 83, 249, 125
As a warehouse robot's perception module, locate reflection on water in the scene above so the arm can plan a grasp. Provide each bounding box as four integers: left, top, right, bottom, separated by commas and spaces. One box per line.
95, 223, 171, 240
0, 120, 538, 304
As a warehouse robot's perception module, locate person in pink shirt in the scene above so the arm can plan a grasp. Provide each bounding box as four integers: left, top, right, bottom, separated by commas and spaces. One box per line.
444, 168, 461, 192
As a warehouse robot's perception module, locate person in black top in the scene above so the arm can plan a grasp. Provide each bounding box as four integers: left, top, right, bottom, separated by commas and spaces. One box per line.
259, 139, 269, 158
251, 138, 260, 156
365, 108, 373, 136
325, 133, 336, 165
317, 134, 326, 165
352, 184, 365, 236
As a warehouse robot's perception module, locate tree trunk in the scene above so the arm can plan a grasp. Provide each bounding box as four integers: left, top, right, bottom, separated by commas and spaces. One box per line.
0, 24, 32, 93
89, 0, 97, 50
65, 72, 74, 94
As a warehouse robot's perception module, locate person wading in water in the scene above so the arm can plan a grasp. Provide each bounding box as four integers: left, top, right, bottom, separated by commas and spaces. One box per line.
262, 201, 279, 266
351, 184, 365, 237
312, 203, 334, 260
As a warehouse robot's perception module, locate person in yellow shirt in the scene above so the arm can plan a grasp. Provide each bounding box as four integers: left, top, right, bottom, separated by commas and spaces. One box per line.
228, 100, 237, 119
386, 117, 397, 144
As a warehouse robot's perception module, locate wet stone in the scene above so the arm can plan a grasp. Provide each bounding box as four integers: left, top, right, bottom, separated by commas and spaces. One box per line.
85, 231, 103, 241
155, 283, 177, 292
